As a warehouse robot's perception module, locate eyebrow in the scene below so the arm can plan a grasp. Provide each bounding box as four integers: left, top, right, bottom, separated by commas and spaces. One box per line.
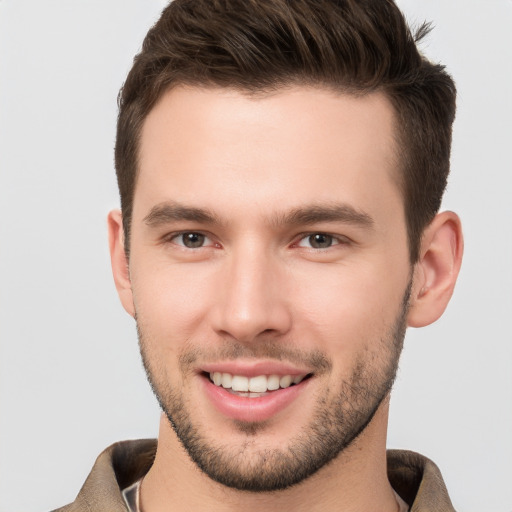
272, 204, 374, 229
143, 201, 222, 227
143, 201, 374, 230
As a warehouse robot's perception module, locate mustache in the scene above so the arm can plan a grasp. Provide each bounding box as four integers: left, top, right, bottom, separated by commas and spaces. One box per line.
177, 339, 332, 374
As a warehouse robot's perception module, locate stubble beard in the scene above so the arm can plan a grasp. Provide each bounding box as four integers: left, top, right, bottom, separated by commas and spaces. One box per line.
138, 282, 411, 492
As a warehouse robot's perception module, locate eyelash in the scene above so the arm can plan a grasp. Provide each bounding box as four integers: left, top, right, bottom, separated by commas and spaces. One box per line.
165, 231, 350, 250
294, 232, 350, 249
166, 231, 217, 249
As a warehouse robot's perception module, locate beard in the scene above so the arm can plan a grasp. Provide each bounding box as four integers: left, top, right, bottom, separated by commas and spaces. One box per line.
138, 281, 411, 493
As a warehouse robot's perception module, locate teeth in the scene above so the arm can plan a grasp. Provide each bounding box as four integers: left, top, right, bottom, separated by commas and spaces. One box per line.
267, 374, 280, 391
208, 372, 307, 392
279, 375, 292, 388
249, 375, 267, 393
221, 373, 232, 388
231, 375, 249, 392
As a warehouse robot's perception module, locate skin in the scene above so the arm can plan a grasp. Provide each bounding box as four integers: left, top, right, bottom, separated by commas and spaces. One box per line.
109, 86, 463, 511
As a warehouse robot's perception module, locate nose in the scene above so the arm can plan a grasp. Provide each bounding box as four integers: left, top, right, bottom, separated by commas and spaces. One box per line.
210, 246, 292, 344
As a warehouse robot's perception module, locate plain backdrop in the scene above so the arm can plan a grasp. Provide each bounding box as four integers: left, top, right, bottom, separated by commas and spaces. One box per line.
1, 1, 511, 511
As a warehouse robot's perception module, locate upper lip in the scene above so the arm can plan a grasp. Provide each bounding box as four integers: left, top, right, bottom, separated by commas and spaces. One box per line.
200, 360, 312, 378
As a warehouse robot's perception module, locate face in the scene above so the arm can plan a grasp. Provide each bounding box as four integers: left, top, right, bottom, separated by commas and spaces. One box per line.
127, 86, 413, 491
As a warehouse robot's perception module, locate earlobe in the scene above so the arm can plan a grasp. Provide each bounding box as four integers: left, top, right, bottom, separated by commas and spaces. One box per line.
407, 211, 463, 328
107, 209, 135, 317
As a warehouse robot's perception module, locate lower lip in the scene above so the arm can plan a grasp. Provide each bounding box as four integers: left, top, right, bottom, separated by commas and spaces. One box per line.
202, 376, 311, 423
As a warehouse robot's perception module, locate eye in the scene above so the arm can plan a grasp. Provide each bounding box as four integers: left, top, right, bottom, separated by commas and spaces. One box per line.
172, 232, 211, 249
297, 233, 342, 249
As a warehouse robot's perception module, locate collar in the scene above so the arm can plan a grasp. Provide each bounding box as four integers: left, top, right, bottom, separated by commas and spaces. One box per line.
55, 440, 456, 511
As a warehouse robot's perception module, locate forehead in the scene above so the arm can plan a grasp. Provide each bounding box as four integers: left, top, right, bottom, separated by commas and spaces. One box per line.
136, 85, 401, 222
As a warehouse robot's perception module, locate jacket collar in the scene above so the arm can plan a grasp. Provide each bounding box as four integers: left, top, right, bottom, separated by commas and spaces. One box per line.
56, 440, 456, 511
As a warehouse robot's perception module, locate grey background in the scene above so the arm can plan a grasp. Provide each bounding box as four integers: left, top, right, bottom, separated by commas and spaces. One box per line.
1, 1, 511, 511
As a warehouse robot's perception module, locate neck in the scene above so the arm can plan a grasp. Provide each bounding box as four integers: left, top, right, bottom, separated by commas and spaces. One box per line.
140, 401, 398, 512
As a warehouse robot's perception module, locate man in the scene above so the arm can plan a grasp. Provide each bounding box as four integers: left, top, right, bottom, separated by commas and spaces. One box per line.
56, 0, 463, 510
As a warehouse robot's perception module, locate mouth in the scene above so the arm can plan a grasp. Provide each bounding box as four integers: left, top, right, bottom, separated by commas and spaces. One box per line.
205, 371, 312, 397
200, 367, 314, 423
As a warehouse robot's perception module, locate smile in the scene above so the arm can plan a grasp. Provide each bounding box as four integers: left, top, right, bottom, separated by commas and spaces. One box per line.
202, 368, 313, 422
209, 372, 308, 395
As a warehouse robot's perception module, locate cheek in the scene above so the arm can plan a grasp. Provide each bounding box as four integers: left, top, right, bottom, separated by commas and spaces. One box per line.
290, 262, 408, 353
130, 260, 216, 348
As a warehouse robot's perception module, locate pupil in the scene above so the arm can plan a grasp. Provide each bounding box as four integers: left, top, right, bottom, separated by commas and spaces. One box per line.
310, 234, 332, 248
184, 233, 204, 248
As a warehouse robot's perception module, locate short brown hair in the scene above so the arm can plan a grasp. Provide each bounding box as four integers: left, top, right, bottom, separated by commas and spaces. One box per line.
115, 0, 456, 262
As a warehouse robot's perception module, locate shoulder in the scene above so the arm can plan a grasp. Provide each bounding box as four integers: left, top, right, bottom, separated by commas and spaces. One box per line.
51, 439, 157, 512
387, 449, 456, 511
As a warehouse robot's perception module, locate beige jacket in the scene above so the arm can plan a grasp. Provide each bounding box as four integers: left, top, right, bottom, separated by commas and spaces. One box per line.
53, 439, 456, 511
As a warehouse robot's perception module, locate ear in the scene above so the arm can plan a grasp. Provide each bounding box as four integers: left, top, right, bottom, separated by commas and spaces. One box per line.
108, 209, 135, 317
407, 211, 463, 328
